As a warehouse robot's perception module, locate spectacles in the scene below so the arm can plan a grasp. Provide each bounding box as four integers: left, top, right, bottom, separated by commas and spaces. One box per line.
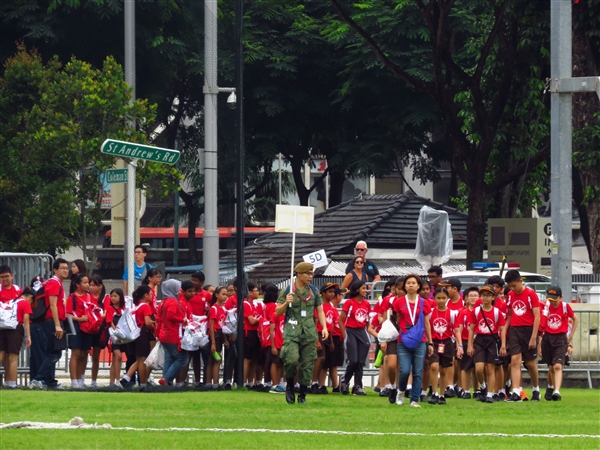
355, 261, 364, 265
355, 248, 366, 252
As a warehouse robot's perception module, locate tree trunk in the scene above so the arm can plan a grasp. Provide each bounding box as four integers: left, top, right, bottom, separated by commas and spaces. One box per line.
179, 190, 200, 265
328, 168, 345, 208
465, 180, 487, 270
290, 158, 310, 206
572, 8, 600, 272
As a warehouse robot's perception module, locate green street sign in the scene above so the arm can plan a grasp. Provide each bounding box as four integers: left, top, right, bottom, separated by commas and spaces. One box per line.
105, 169, 129, 184
100, 139, 180, 165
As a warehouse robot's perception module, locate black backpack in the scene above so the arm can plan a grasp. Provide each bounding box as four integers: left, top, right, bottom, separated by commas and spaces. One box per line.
30, 282, 49, 322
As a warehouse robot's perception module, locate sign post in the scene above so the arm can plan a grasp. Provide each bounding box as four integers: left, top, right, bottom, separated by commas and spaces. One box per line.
101, 139, 180, 296
275, 205, 314, 291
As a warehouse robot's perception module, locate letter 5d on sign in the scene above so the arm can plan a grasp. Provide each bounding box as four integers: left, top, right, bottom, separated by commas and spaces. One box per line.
101, 139, 180, 165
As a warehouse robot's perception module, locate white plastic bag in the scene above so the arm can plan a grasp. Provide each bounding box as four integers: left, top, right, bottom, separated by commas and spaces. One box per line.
110, 307, 140, 344
414, 205, 453, 269
378, 318, 399, 343
181, 315, 209, 351
145, 342, 164, 370
222, 309, 238, 336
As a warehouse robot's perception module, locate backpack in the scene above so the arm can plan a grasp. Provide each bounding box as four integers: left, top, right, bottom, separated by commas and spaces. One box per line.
30, 282, 49, 322
400, 298, 425, 350
0, 298, 24, 330
71, 294, 103, 335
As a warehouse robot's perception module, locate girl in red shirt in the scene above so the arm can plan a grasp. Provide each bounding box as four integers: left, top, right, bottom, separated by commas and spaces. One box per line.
157, 279, 188, 386
106, 288, 126, 389
208, 286, 229, 387
428, 287, 462, 405
340, 280, 374, 396
67, 274, 93, 389
89, 275, 109, 388
122, 285, 155, 390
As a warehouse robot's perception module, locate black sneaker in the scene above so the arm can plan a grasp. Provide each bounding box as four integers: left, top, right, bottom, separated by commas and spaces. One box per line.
388, 388, 397, 404
120, 378, 134, 389
552, 392, 562, 401
373, 386, 381, 393
310, 384, 320, 394
353, 386, 366, 396
285, 383, 296, 404
379, 387, 390, 397
438, 396, 446, 405
544, 388, 553, 401
531, 390, 540, 402
223, 382, 232, 391
444, 386, 456, 398
332, 386, 340, 393
420, 394, 429, 402
497, 392, 507, 400
405, 388, 412, 399
319, 385, 328, 394
341, 382, 349, 395
505, 392, 522, 402
427, 385, 433, 397
459, 391, 471, 399
485, 395, 494, 403
473, 390, 481, 400
479, 386, 488, 402
428, 395, 439, 405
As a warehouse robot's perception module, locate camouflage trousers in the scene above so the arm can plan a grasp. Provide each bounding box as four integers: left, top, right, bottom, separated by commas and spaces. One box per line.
280, 338, 317, 386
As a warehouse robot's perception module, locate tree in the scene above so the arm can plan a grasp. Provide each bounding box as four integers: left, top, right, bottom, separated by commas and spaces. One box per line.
0, 45, 156, 255
328, 0, 553, 267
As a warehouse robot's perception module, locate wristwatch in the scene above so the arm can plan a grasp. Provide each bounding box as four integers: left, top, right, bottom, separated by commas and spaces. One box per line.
427, 342, 434, 347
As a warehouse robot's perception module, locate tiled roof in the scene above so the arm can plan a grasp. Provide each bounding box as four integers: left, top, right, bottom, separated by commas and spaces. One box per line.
244, 192, 470, 280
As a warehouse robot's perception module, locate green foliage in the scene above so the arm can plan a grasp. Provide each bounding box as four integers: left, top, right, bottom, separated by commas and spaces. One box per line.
0, 45, 157, 254
574, 111, 600, 205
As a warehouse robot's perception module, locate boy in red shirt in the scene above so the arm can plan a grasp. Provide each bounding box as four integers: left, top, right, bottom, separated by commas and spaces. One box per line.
311, 283, 338, 394
243, 283, 261, 389
504, 269, 541, 401
0, 265, 23, 303
467, 285, 507, 403
456, 287, 478, 399
539, 286, 578, 401
438, 277, 464, 397
428, 287, 462, 404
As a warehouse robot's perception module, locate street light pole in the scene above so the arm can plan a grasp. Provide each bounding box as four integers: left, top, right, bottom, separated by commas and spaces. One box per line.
124, 0, 136, 296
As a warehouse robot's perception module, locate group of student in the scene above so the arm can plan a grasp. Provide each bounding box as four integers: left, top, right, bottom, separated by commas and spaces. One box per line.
367, 267, 579, 406
0, 259, 579, 405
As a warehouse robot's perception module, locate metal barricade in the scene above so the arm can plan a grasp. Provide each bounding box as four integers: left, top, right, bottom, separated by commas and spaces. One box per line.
0, 252, 54, 289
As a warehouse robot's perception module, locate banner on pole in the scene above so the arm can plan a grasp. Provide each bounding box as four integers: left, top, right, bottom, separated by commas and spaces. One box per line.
275, 205, 314, 234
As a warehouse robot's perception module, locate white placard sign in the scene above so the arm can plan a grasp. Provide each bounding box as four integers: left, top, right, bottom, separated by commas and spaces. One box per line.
275, 205, 314, 234
303, 249, 328, 269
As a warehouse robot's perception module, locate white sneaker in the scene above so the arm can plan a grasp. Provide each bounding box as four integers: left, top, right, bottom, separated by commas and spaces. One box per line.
410, 401, 421, 408
90, 381, 98, 388
71, 380, 83, 389
396, 390, 405, 406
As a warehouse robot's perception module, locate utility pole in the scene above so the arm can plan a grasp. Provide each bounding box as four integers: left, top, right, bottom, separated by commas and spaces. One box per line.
124, 0, 136, 296
549, 0, 600, 295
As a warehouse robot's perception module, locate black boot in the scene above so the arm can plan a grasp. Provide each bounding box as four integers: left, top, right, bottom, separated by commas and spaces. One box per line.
285, 378, 295, 404
298, 384, 308, 404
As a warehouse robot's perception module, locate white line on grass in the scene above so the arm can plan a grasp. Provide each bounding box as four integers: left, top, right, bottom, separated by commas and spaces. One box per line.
1, 422, 598, 439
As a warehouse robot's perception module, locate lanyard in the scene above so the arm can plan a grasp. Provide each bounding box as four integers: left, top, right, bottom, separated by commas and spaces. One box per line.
292, 284, 311, 303
407, 296, 419, 326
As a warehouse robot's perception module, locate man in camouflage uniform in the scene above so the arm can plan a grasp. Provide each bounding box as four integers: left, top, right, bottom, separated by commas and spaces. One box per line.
276, 262, 328, 404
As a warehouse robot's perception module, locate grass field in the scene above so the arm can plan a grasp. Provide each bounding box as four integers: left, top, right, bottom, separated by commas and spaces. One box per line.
1, 387, 599, 449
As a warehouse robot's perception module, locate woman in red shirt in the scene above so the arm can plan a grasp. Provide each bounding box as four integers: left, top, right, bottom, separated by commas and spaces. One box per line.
157, 279, 188, 386
66, 273, 93, 389
392, 274, 434, 407
340, 280, 373, 396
